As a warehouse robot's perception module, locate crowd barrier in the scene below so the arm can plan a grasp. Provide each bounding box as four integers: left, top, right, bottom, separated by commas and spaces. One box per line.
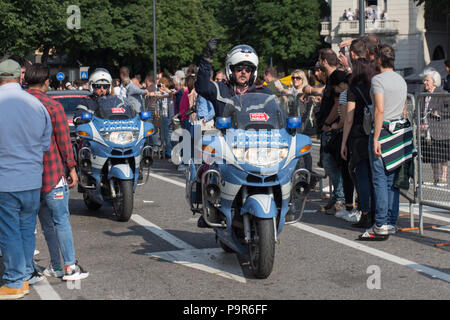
412, 92, 450, 245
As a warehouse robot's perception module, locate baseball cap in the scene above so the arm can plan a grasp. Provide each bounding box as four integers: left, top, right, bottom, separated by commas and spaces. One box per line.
0, 59, 21, 79
65, 82, 72, 87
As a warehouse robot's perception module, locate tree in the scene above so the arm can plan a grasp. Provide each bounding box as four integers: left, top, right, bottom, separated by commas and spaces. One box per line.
0, 0, 71, 62
206, 0, 323, 75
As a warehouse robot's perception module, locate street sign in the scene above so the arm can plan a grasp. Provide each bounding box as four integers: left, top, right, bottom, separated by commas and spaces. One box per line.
56, 72, 65, 81
80, 66, 89, 79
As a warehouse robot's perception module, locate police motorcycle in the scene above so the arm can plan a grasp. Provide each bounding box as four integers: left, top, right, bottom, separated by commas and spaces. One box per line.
185, 93, 313, 278
75, 97, 155, 222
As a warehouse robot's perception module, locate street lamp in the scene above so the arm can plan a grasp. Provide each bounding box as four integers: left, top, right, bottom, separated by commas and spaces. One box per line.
153, 0, 157, 88
359, 0, 365, 36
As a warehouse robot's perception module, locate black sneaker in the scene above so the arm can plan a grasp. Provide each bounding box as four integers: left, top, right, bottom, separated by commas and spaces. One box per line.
62, 262, 89, 281
26, 269, 44, 285
358, 230, 389, 241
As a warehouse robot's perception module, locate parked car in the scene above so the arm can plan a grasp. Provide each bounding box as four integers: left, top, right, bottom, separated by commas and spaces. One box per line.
46, 90, 90, 141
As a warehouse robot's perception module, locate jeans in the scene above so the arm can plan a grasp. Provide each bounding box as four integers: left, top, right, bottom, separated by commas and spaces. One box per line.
38, 185, 76, 269
321, 133, 345, 203
354, 159, 374, 213
0, 189, 40, 288
162, 116, 172, 156
368, 136, 400, 226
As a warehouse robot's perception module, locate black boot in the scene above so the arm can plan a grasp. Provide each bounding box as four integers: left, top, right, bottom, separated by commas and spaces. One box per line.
352, 212, 372, 228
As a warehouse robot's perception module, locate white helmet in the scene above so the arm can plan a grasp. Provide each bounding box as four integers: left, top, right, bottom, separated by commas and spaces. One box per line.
88, 68, 113, 94
225, 44, 259, 86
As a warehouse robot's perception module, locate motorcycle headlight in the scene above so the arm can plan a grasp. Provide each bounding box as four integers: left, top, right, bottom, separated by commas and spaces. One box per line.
102, 131, 138, 145
238, 147, 288, 167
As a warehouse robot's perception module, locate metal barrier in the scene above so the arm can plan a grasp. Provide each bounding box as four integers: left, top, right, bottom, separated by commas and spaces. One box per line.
414, 92, 450, 240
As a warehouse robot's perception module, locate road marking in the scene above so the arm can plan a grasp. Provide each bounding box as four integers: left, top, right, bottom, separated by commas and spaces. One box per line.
147, 248, 246, 283
32, 278, 62, 300
150, 172, 186, 188
149, 170, 450, 282
291, 222, 450, 283
398, 204, 450, 223
131, 214, 195, 250
132, 214, 246, 283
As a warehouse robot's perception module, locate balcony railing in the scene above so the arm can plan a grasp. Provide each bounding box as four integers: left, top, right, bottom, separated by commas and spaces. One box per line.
320, 22, 331, 36
339, 19, 399, 35
320, 20, 399, 36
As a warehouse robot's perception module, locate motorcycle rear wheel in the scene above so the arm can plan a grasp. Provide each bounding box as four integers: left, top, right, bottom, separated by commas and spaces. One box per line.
112, 179, 134, 222
248, 217, 275, 279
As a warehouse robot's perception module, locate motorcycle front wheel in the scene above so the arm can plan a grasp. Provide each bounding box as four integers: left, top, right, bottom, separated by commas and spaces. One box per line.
112, 179, 134, 222
248, 217, 275, 279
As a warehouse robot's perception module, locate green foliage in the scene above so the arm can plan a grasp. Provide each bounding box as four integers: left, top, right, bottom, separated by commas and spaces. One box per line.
0, 0, 325, 77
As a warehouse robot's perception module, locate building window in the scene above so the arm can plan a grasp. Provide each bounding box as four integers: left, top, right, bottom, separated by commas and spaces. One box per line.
367, 0, 378, 6
432, 46, 445, 60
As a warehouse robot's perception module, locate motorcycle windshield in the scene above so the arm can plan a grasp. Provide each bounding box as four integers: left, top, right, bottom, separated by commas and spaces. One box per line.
223, 93, 286, 130
95, 96, 137, 120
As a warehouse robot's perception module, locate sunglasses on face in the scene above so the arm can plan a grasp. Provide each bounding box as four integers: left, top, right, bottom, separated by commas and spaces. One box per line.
93, 84, 110, 89
291, 76, 302, 80
233, 65, 253, 73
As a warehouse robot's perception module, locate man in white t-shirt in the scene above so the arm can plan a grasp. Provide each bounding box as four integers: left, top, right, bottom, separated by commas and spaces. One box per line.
365, 44, 407, 239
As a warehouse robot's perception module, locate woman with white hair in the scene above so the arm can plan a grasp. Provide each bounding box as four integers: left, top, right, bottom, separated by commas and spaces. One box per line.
421, 70, 450, 186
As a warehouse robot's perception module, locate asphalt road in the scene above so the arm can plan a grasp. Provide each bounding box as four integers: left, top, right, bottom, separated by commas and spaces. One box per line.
1, 143, 449, 305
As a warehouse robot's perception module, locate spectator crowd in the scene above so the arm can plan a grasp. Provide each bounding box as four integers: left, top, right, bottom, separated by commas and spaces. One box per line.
1, 32, 450, 299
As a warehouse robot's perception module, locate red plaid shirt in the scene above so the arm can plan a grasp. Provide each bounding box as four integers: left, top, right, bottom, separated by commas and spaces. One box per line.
27, 89, 76, 193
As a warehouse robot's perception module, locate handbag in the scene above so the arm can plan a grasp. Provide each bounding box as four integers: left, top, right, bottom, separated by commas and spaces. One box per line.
354, 86, 373, 136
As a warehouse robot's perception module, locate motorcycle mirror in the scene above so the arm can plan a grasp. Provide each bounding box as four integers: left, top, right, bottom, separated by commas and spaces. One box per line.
81, 112, 93, 121
140, 111, 152, 120
216, 117, 231, 130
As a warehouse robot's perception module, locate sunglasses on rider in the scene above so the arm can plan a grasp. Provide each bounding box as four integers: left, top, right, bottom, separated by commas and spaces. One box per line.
233, 64, 253, 73
291, 76, 302, 80
93, 84, 110, 89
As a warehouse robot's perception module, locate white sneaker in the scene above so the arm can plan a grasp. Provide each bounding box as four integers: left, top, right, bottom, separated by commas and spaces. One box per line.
43, 265, 64, 278
344, 208, 361, 223
387, 225, 398, 235
335, 208, 350, 219
373, 224, 390, 236
62, 263, 89, 281
34, 249, 40, 256
177, 164, 187, 172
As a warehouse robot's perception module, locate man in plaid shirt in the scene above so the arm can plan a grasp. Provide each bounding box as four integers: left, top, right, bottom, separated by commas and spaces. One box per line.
26, 64, 89, 281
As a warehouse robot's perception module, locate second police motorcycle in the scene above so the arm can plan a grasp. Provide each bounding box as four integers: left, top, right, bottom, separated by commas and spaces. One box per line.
185, 92, 314, 278
74, 71, 155, 222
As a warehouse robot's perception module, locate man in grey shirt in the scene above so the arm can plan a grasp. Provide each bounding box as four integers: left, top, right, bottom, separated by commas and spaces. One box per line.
364, 45, 407, 240
0, 59, 52, 299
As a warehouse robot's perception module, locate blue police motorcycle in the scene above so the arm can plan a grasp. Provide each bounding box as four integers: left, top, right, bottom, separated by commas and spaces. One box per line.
186, 93, 313, 278
75, 100, 155, 222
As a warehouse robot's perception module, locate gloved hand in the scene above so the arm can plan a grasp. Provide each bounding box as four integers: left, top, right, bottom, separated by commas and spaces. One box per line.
203, 37, 220, 60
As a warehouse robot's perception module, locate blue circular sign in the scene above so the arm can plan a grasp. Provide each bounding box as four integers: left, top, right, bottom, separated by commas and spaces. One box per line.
56, 72, 65, 81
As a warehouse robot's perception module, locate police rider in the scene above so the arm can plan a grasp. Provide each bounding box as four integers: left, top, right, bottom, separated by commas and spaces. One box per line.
74, 68, 135, 124
194, 40, 273, 228
195, 38, 272, 118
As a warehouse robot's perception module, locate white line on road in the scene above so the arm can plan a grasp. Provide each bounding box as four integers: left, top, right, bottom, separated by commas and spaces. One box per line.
291, 222, 450, 283
150, 170, 450, 283
150, 173, 186, 188
131, 214, 195, 250
32, 278, 62, 300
